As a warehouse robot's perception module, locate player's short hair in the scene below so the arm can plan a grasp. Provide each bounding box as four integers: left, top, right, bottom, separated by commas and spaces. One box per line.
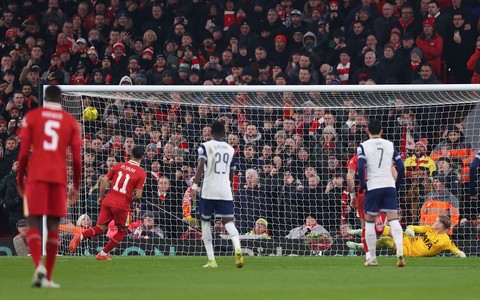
45, 85, 62, 103
438, 215, 451, 229
131, 145, 145, 159
211, 120, 225, 137
367, 118, 382, 135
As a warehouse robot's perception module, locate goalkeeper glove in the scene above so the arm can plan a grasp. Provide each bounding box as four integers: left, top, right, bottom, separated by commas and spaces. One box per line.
456, 251, 466, 258
404, 227, 415, 237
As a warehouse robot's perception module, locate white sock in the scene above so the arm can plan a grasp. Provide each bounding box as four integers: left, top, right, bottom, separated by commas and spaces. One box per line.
389, 219, 404, 257
224, 221, 241, 251
365, 251, 371, 260
365, 221, 377, 260
201, 220, 215, 260
99, 250, 108, 256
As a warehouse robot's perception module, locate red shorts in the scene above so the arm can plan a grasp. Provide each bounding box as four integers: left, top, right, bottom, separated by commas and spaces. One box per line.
24, 182, 67, 217
356, 192, 365, 219
97, 204, 131, 228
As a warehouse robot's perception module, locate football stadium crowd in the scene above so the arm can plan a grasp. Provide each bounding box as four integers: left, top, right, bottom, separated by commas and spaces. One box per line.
1, 1, 480, 244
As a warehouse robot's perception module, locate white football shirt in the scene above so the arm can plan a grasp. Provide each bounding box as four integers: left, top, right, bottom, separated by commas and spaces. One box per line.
198, 139, 236, 200
358, 137, 399, 190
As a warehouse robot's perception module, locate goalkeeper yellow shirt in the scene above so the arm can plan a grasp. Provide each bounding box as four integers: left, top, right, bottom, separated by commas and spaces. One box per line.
403, 225, 460, 257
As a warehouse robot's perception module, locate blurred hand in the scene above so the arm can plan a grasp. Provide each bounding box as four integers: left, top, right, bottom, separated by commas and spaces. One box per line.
349, 195, 356, 209
190, 188, 198, 199
68, 187, 78, 206
405, 227, 415, 237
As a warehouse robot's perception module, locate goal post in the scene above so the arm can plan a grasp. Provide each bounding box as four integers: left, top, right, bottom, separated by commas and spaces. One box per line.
58, 84, 480, 257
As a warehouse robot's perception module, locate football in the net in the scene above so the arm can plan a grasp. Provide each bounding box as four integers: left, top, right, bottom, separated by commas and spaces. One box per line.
83, 106, 99, 121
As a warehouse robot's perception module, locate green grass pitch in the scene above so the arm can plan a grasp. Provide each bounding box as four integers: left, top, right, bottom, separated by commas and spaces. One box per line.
1, 256, 479, 300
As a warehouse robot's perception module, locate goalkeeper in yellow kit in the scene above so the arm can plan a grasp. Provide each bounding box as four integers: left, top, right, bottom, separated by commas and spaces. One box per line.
347, 215, 466, 258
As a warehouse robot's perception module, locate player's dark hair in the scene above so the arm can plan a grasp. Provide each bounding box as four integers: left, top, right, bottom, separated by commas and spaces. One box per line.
367, 119, 382, 135
45, 85, 62, 103
131, 146, 145, 159
211, 120, 225, 138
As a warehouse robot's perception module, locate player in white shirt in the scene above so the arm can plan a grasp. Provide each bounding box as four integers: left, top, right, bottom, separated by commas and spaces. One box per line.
357, 119, 405, 267
191, 120, 244, 269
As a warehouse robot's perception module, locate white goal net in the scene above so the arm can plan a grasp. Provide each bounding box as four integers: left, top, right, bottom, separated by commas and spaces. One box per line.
59, 85, 480, 257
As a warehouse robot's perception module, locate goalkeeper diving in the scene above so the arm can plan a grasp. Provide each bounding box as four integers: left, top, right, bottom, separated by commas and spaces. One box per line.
347, 215, 466, 258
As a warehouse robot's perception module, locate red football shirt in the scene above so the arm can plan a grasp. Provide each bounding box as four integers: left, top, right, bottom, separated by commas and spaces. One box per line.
102, 160, 146, 210
17, 102, 82, 189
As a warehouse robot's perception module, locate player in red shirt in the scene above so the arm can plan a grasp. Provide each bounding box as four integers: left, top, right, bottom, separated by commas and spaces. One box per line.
16, 85, 82, 288
347, 154, 390, 263
69, 145, 146, 260
346, 154, 370, 261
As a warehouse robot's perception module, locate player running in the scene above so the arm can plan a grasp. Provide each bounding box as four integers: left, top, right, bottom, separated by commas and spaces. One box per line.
17, 85, 82, 288
191, 120, 243, 268
69, 146, 146, 260
357, 119, 405, 267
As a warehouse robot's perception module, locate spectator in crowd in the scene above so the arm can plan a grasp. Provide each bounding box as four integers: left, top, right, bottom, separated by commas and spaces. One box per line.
404, 139, 437, 178
427, 1, 450, 39
416, 18, 443, 79
13, 219, 29, 256
237, 143, 260, 177
243, 124, 263, 147
350, 50, 382, 84
235, 169, 273, 234
58, 214, 92, 236
402, 47, 424, 83
374, 2, 399, 47
286, 215, 331, 239
380, 44, 403, 83
132, 211, 165, 239
434, 156, 460, 196
445, 12, 475, 84
404, 166, 433, 225
245, 218, 272, 239
420, 174, 460, 231
398, 5, 422, 39
432, 124, 472, 153
0, 160, 21, 234
411, 63, 441, 84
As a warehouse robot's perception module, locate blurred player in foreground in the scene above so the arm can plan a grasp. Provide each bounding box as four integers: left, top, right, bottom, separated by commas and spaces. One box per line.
347, 215, 466, 258
357, 119, 405, 267
69, 146, 146, 260
191, 120, 244, 268
17, 85, 82, 288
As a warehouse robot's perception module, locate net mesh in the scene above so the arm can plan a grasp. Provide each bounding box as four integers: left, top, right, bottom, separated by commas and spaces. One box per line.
59, 86, 480, 257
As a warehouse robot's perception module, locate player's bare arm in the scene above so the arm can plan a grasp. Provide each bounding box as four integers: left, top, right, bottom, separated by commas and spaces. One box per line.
391, 165, 398, 181
132, 188, 143, 201
346, 169, 356, 207
191, 158, 205, 199
98, 175, 110, 205
67, 186, 79, 206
